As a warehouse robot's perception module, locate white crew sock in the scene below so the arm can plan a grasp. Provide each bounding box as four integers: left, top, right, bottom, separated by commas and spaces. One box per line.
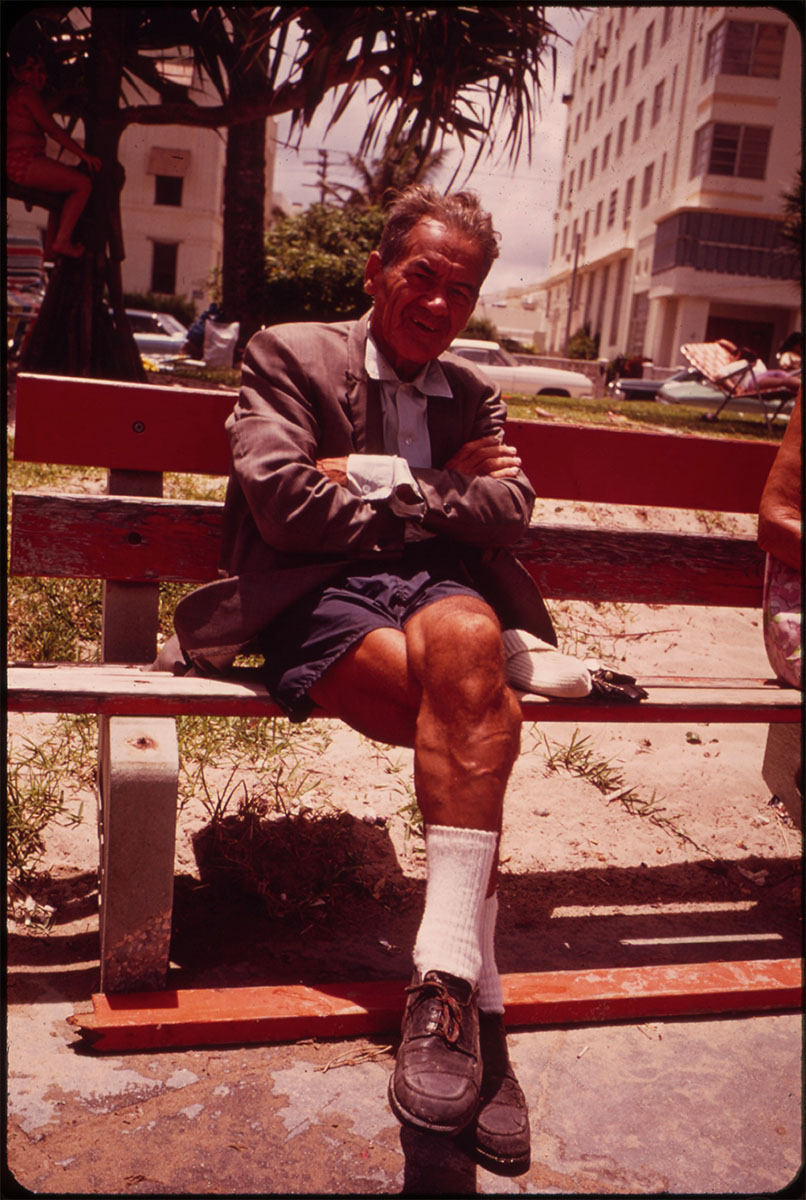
477, 893, 505, 1014
412, 824, 498, 986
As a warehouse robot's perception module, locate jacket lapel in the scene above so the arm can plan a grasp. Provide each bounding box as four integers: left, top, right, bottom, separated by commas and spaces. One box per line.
345, 312, 384, 453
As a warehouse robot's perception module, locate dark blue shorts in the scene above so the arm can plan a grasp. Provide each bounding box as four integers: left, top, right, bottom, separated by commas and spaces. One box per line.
258, 541, 485, 721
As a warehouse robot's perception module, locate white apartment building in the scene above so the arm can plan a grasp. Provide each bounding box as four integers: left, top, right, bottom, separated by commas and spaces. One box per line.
7, 58, 278, 310
540, 5, 801, 367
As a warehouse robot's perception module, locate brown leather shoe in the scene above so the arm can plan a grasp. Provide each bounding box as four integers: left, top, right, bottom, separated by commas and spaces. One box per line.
388, 970, 482, 1135
464, 1011, 531, 1174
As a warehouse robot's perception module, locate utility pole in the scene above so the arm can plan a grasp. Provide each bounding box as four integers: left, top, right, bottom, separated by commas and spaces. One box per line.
563, 232, 581, 356
303, 149, 330, 204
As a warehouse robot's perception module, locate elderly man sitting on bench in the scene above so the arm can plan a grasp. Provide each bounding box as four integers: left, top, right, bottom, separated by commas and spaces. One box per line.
172, 185, 579, 1174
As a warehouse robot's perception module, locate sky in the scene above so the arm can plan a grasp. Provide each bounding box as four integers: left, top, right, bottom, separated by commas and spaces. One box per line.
272, 7, 588, 297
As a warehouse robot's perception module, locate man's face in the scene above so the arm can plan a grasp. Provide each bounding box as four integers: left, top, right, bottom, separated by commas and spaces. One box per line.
365, 219, 486, 379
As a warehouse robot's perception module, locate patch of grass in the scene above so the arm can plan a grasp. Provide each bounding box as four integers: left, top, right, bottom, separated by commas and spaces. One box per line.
7, 714, 96, 880
146, 365, 240, 390
175, 713, 333, 823
505, 393, 786, 443
532, 727, 715, 858
8, 575, 102, 663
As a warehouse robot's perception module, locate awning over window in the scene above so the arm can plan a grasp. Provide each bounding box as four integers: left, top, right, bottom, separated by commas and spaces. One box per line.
147, 148, 190, 177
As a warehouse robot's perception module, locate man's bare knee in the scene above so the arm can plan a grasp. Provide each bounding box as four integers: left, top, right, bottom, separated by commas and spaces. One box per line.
407, 598, 510, 717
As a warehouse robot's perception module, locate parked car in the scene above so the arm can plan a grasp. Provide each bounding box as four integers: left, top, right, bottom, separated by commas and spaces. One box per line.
126, 309, 189, 357
449, 338, 594, 398
607, 368, 696, 401
656, 370, 726, 406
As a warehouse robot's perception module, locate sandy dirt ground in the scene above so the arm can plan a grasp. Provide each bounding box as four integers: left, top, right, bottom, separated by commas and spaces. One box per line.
7, 561, 803, 1195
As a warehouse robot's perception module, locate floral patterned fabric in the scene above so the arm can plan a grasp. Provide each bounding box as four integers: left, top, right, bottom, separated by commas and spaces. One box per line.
763, 553, 802, 689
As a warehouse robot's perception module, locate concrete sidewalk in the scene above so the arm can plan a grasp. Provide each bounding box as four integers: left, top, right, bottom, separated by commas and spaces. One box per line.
7, 961, 802, 1196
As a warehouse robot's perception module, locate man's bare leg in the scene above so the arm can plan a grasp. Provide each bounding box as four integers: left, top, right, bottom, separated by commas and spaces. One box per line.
310, 595, 521, 831
310, 595, 524, 1138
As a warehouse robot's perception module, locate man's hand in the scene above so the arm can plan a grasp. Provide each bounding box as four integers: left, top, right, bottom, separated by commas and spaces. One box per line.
444, 435, 522, 478
316, 456, 349, 485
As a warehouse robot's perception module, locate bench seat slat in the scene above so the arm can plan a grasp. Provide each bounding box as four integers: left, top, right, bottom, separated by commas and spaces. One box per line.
7, 665, 800, 724
10, 491, 766, 607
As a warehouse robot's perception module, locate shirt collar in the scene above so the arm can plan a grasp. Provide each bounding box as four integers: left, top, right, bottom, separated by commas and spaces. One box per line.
365, 329, 453, 397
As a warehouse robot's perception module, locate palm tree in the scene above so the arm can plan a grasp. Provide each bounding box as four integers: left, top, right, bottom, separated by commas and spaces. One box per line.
330, 134, 451, 210
10, 5, 569, 377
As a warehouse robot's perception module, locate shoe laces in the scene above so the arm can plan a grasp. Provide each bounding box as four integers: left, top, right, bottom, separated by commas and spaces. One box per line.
406, 976, 464, 1045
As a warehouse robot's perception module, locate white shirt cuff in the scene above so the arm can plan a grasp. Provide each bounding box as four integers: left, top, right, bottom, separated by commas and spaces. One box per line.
346, 454, 426, 519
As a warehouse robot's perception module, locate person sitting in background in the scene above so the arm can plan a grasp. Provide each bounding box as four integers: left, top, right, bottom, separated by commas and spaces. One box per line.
758, 390, 802, 689
6, 48, 101, 259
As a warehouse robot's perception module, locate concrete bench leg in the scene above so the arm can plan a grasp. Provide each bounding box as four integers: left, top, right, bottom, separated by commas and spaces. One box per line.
97, 715, 179, 992
762, 722, 803, 830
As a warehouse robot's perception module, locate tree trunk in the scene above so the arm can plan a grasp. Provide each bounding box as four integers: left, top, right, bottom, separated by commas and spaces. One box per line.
20, 5, 144, 381
222, 117, 267, 350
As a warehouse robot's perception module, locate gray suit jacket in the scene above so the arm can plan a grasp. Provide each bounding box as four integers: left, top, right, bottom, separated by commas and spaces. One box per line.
174, 312, 555, 671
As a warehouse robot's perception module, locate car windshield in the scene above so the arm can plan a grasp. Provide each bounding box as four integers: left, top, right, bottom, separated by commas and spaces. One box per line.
454, 344, 513, 367
158, 314, 188, 335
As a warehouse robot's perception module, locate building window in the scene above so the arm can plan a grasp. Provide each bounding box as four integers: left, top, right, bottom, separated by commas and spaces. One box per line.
623, 177, 635, 227
691, 122, 772, 180
610, 65, 619, 103
658, 152, 667, 197
154, 174, 183, 206
552, 231, 558, 259
633, 100, 644, 143
585, 99, 592, 132
651, 80, 665, 127
597, 82, 605, 119
661, 7, 673, 46
151, 241, 178, 294
602, 133, 611, 171
561, 226, 568, 256
616, 117, 627, 157
625, 44, 636, 85
564, 127, 570, 155
594, 199, 603, 236
607, 188, 618, 229
581, 55, 587, 85
582, 209, 590, 242
568, 168, 575, 198
651, 210, 799, 279
642, 21, 654, 68
575, 113, 582, 142
704, 20, 786, 81
590, 146, 598, 179
641, 162, 654, 207
558, 180, 564, 208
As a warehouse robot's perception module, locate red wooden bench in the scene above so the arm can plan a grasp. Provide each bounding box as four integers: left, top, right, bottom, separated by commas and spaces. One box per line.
8, 372, 801, 997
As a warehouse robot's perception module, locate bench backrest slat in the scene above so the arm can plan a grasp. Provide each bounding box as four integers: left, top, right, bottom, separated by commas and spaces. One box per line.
14, 374, 234, 476
507, 418, 776, 513
14, 374, 777, 513
10, 492, 766, 607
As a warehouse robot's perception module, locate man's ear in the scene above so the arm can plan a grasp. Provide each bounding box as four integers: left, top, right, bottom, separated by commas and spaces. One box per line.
364, 251, 383, 294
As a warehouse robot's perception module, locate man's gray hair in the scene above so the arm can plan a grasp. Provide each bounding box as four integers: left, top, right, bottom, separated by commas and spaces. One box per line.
378, 185, 500, 279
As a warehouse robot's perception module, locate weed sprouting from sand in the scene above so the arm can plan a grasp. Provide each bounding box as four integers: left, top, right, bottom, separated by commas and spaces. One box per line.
533, 727, 715, 857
